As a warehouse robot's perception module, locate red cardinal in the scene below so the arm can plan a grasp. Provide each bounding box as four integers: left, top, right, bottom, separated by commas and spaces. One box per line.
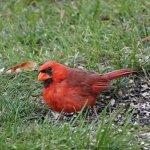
38, 61, 137, 113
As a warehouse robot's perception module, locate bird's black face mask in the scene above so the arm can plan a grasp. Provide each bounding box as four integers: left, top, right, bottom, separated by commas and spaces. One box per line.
40, 67, 53, 87
44, 79, 53, 87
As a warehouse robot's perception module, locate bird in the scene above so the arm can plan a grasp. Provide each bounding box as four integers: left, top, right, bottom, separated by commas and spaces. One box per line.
38, 61, 137, 114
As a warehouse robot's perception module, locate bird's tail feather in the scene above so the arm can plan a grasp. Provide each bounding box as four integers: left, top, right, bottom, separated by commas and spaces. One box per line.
102, 69, 138, 81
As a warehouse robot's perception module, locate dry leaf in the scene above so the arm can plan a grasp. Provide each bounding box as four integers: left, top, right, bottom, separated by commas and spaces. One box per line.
5, 61, 37, 74
141, 36, 150, 41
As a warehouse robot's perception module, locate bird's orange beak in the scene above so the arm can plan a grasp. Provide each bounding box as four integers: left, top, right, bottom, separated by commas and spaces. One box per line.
38, 72, 51, 81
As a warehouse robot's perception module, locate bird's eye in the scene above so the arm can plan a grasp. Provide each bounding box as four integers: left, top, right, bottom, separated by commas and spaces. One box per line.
46, 67, 52, 72
47, 67, 52, 71
45, 67, 52, 75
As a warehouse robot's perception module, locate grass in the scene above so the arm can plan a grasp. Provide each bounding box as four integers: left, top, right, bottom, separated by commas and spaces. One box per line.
0, 0, 149, 149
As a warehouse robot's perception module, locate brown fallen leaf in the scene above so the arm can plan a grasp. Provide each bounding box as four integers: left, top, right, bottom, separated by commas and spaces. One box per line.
5, 61, 37, 73
141, 36, 150, 42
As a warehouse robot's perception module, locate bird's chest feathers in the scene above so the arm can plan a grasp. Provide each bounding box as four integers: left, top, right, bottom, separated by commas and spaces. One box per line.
43, 82, 67, 111
44, 83, 65, 99
42, 80, 96, 113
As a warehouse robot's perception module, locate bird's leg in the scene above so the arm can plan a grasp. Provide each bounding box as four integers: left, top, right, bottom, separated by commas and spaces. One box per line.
93, 106, 98, 117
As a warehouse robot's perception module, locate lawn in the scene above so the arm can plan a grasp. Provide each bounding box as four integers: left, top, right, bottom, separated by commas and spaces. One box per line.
0, 0, 149, 149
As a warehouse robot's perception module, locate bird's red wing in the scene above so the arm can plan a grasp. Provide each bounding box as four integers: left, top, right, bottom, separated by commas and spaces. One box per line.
85, 74, 109, 94
92, 82, 109, 93
67, 69, 109, 95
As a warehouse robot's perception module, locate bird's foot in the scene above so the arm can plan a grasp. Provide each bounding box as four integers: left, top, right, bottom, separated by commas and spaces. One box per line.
93, 106, 98, 117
